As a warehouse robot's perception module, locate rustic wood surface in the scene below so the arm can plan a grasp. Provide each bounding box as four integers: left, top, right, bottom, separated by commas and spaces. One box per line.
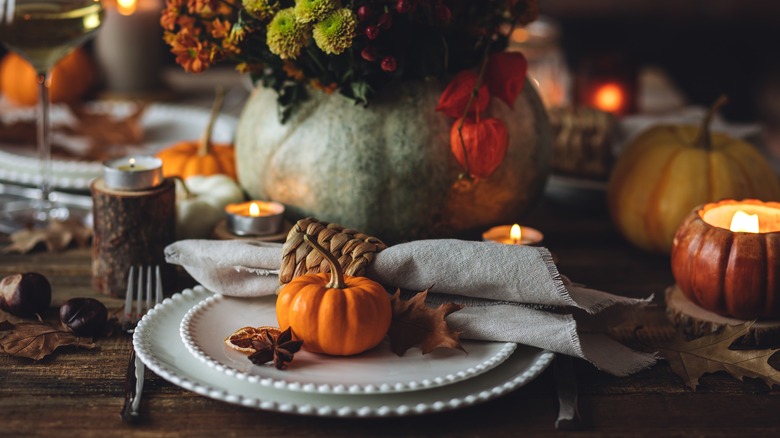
666, 285, 780, 348
2, 196, 780, 437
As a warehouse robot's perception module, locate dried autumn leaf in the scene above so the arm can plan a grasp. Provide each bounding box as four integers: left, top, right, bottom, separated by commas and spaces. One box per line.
61, 103, 146, 146
388, 289, 466, 356
0, 322, 95, 360
2, 219, 92, 254
659, 323, 780, 390
0, 320, 14, 331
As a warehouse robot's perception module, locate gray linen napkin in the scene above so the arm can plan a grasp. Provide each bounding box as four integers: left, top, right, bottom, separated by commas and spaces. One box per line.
165, 239, 658, 376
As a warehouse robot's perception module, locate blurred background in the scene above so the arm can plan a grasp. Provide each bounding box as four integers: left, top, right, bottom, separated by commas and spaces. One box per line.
0, 0, 778, 119
542, 0, 780, 124
1, 0, 779, 183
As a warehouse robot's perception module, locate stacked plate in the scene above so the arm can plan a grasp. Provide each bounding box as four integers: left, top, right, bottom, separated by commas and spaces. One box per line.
134, 286, 554, 417
0, 102, 237, 191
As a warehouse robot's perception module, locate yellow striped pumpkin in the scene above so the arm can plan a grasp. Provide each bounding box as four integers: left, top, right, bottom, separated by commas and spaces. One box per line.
608, 98, 780, 254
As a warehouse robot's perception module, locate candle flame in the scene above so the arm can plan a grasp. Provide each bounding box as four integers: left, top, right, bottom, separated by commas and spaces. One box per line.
128, 158, 136, 168
511, 28, 529, 44
249, 202, 261, 217
510, 224, 522, 244
593, 83, 624, 113
117, 0, 137, 16
729, 210, 760, 233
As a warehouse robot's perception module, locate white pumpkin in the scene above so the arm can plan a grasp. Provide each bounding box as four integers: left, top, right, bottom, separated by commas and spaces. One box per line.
175, 175, 245, 239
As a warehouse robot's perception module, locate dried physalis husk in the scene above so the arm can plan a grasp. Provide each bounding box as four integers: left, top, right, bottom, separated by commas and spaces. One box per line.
224, 326, 281, 353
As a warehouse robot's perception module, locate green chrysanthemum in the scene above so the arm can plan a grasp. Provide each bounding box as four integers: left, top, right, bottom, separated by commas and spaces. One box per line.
294, 0, 340, 24
242, 0, 279, 21
312, 8, 356, 55
266, 8, 311, 60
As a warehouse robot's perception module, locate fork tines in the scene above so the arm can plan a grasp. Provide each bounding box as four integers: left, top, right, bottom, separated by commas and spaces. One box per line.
123, 265, 163, 332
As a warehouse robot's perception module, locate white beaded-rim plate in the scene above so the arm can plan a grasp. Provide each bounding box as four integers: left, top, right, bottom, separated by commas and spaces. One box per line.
179, 293, 517, 394
0, 101, 236, 191
134, 286, 555, 418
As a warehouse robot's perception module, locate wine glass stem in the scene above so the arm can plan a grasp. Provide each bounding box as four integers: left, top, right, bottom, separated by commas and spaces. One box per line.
35, 70, 53, 209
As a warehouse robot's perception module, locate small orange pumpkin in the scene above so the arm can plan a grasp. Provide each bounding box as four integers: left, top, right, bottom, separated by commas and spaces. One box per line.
671, 199, 780, 319
156, 89, 236, 180
276, 234, 392, 356
0, 48, 96, 106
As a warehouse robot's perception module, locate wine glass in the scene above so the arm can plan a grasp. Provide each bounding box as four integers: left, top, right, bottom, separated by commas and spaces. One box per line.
0, 0, 103, 227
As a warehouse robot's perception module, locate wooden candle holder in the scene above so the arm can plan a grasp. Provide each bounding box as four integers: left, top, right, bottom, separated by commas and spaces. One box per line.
91, 177, 176, 297
665, 286, 780, 349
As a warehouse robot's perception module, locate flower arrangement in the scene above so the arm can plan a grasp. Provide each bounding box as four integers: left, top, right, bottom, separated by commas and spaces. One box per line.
161, 0, 539, 122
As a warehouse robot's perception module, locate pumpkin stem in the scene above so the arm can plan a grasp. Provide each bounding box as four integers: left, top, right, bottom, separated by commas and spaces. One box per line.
303, 234, 346, 289
172, 176, 193, 199
694, 95, 728, 149
198, 86, 225, 157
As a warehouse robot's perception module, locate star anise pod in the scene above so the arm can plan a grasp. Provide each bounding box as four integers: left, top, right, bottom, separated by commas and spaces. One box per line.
247, 327, 303, 370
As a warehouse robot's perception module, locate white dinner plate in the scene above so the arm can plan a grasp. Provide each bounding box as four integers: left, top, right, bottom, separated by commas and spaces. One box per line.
180, 293, 517, 394
0, 101, 237, 191
134, 286, 555, 418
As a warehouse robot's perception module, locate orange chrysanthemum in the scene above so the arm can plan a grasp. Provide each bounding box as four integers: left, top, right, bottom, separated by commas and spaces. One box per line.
160, 7, 179, 31
176, 15, 198, 33
210, 18, 232, 39
170, 28, 212, 73
187, 0, 215, 15
282, 61, 305, 81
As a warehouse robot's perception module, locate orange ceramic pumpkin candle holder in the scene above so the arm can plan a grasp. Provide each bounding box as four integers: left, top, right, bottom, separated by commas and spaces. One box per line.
671, 199, 780, 319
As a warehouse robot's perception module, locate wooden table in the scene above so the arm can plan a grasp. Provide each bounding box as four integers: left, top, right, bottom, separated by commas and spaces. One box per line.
1, 193, 779, 437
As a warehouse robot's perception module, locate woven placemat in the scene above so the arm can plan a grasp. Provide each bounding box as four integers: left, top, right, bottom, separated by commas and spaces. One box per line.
279, 218, 387, 284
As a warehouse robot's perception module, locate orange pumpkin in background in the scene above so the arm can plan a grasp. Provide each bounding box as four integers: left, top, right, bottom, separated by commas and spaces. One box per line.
156, 88, 237, 180
0, 48, 96, 106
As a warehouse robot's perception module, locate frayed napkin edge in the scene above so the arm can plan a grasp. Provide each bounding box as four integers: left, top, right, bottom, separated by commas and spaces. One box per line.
233, 266, 280, 277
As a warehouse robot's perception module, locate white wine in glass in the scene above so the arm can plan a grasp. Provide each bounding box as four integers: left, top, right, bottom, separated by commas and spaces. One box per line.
0, 0, 103, 226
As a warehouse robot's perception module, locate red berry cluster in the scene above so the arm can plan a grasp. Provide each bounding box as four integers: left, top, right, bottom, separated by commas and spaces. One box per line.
356, 0, 452, 73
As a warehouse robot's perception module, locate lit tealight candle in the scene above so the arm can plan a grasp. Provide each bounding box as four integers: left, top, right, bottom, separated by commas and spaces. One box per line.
102, 155, 163, 191
729, 210, 760, 233
592, 82, 625, 114
483, 223, 544, 246
699, 200, 780, 234
671, 199, 780, 319
225, 201, 285, 236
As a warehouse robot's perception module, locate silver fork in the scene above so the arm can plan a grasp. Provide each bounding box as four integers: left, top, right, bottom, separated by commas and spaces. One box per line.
0, 0, 15, 24
555, 354, 583, 430
120, 265, 162, 424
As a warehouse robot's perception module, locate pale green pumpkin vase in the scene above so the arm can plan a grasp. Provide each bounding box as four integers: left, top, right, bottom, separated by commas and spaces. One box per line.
235, 79, 552, 243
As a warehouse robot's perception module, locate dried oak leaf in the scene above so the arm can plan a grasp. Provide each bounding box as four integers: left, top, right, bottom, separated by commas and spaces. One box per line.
0, 322, 95, 360
62, 103, 146, 146
3, 219, 92, 254
388, 289, 466, 356
659, 322, 780, 390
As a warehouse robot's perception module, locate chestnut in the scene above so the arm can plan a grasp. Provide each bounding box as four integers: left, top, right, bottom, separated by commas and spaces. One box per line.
59, 298, 108, 338
0, 272, 52, 317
